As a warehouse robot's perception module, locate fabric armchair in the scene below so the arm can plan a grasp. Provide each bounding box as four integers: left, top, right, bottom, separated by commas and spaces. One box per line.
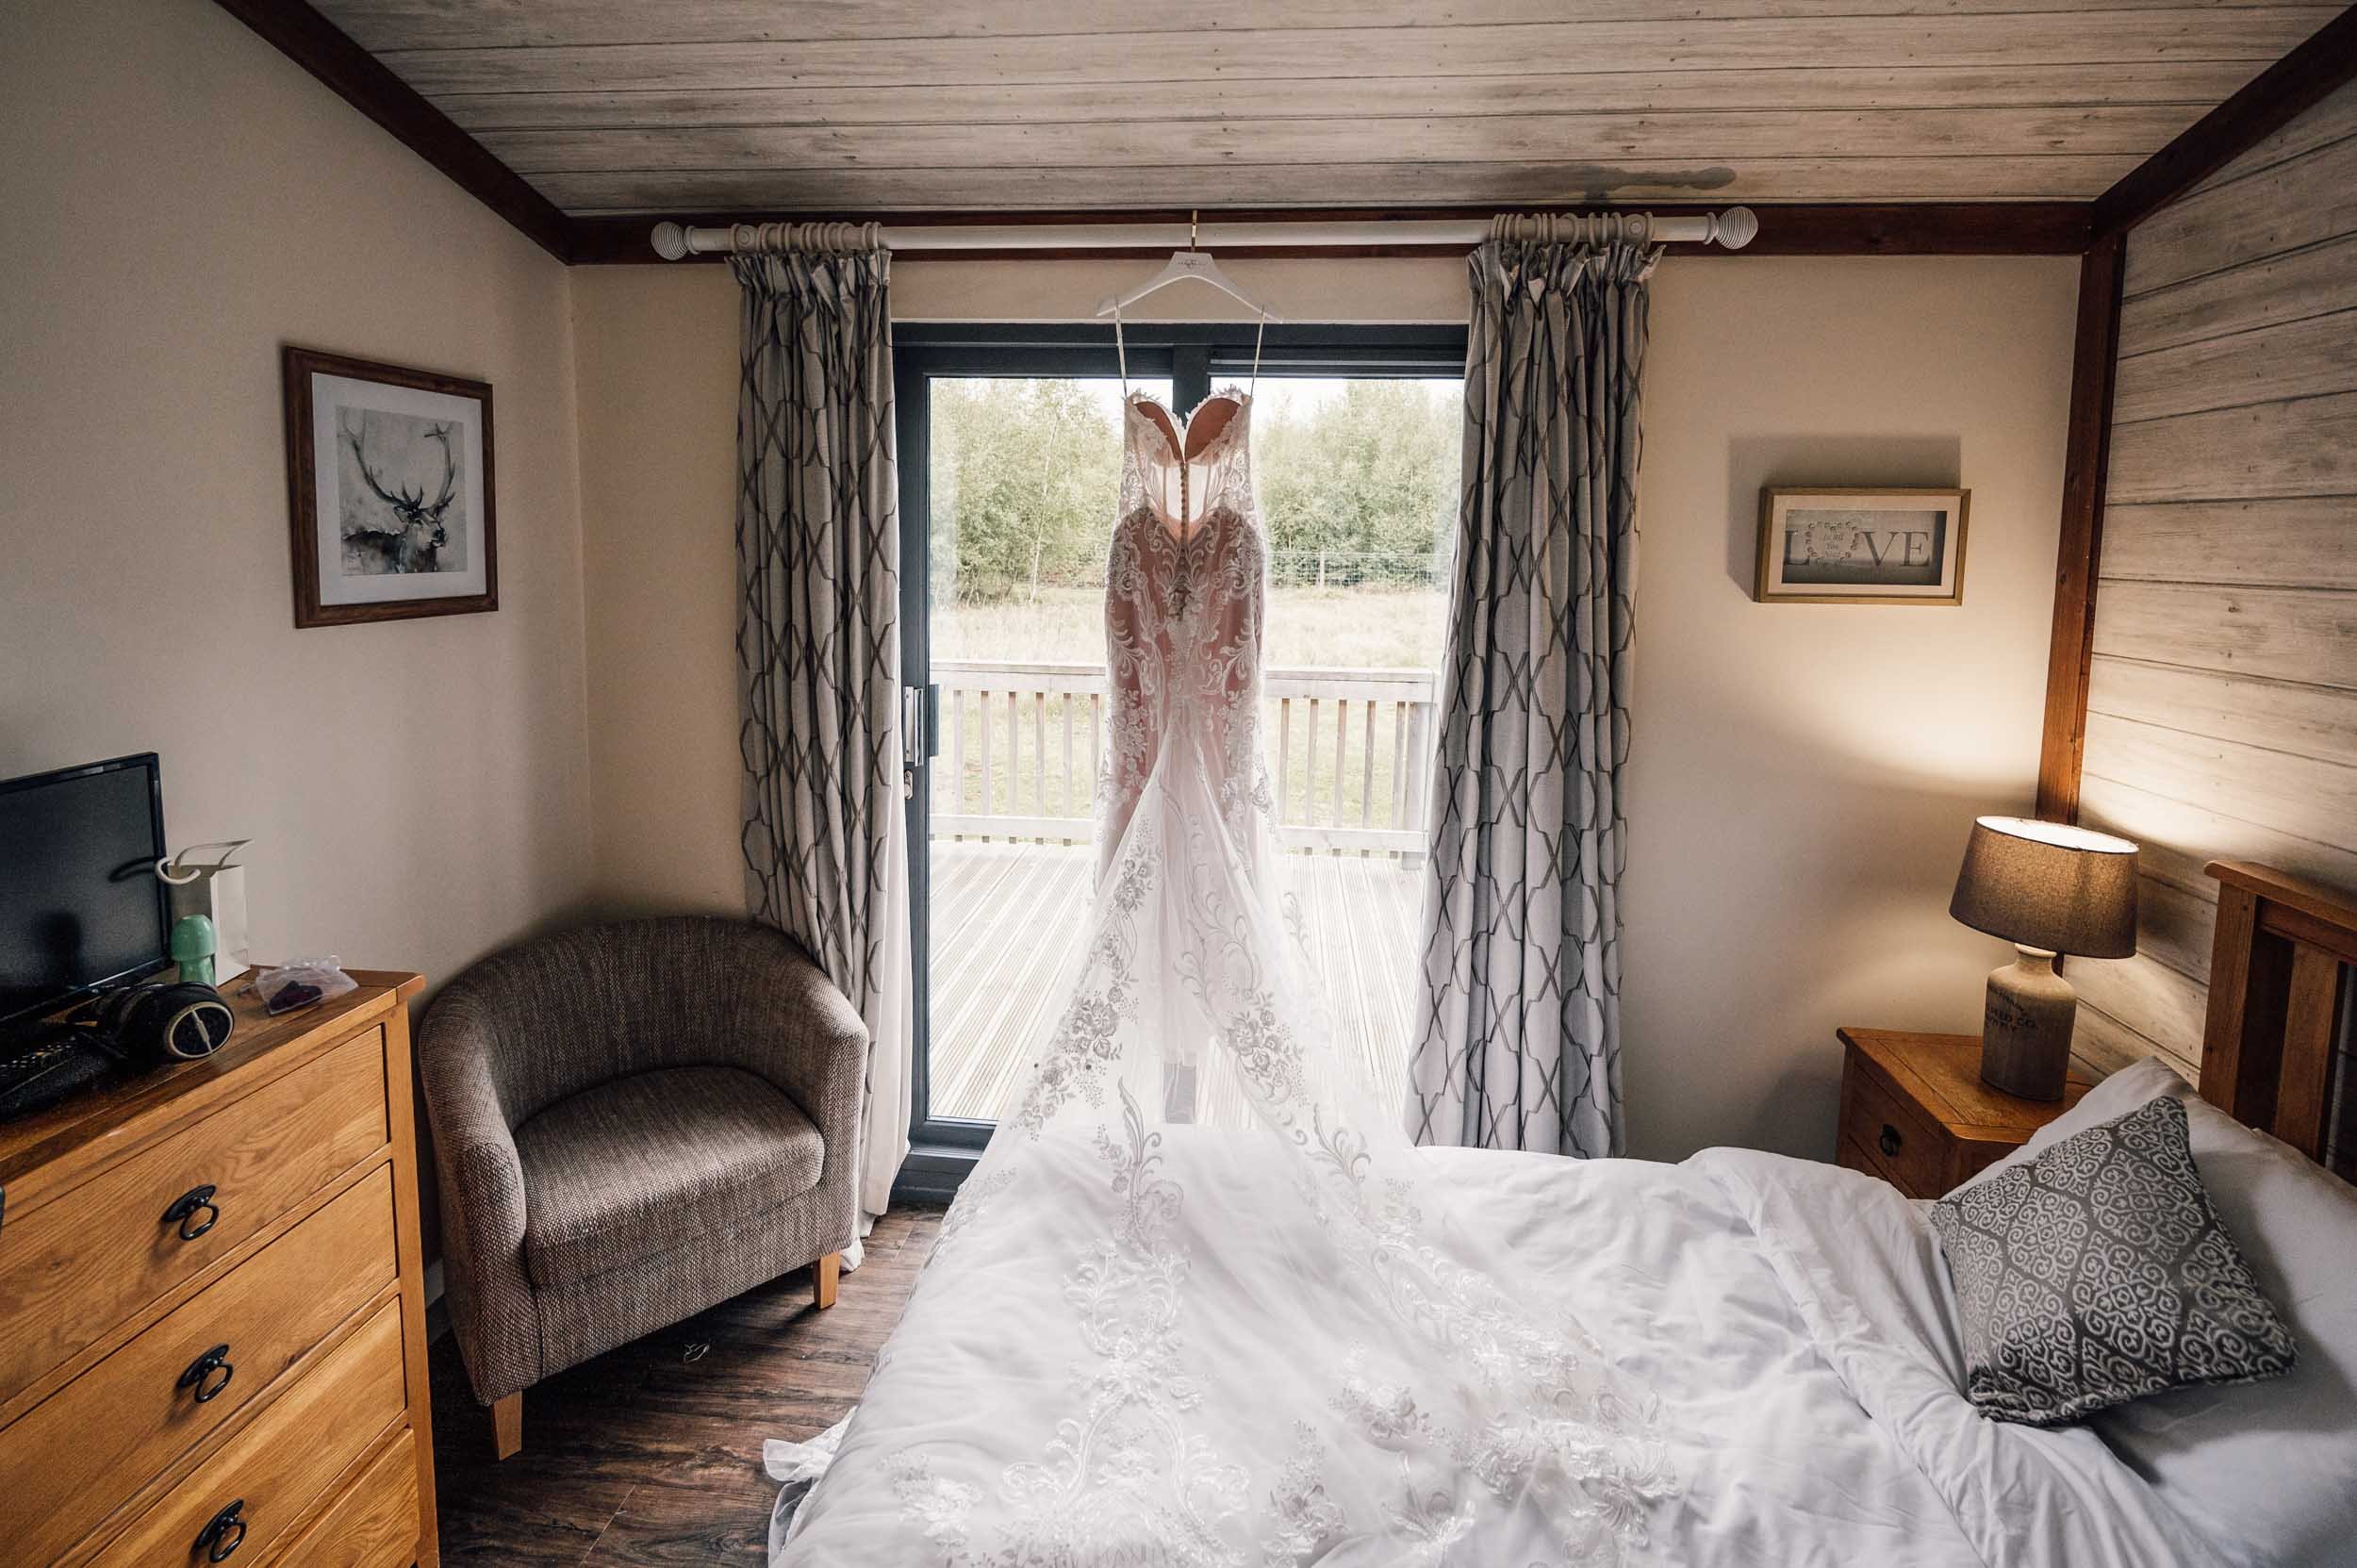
419, 916, 867, 1453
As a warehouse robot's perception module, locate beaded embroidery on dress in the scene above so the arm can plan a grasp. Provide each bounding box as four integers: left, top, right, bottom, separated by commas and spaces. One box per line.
833, 351, 1678, 1565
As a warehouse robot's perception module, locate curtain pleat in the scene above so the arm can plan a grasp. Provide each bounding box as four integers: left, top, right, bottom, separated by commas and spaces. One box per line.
1407, 236, 1656, 1158
733, 246, 912, 1220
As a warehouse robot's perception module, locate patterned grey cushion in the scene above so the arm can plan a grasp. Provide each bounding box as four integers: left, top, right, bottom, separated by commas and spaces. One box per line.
1931, 1094, 2297, 1427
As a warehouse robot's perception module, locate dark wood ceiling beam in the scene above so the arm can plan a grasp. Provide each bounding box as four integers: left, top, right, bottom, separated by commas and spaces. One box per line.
2036, 232, 2127, 822
2090, 3, 2357, 239
210, 0, 574, 262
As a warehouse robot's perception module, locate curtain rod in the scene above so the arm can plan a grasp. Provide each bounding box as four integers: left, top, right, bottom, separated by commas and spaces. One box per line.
649, 207, 1758, 259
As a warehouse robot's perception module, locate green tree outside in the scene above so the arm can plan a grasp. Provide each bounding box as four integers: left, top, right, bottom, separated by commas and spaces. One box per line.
931, 376, 1459, 603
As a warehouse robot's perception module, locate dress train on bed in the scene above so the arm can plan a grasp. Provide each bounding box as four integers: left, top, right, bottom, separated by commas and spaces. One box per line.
774, 373, 1678, 1565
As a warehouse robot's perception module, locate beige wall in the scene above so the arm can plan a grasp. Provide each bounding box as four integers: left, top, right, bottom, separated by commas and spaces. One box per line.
573, 251, 2076, 1162
1626, 256, 2075, 1160
573, 269, 742, 915
1, 0, 591, 999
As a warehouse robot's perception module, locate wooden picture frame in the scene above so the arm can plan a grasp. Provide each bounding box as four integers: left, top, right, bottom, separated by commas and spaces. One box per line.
1755, 487, 1970, 604
283, 346, 498, 628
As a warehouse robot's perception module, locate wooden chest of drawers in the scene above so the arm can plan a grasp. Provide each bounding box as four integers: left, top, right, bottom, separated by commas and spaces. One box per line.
1835, 1026, 2092, 1199
0, 971, 437, 1568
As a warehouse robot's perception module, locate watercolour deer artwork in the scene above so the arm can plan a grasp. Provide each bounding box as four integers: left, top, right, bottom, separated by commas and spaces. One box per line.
342, 414, 461, 573
287, 347, 495, 627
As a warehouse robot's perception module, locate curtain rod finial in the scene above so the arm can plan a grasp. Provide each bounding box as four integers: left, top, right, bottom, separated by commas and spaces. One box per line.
1714, 206, 1759, 251
651, 221, 689, 261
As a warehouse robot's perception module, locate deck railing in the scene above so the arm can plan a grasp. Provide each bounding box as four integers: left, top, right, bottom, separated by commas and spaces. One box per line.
931, 658, 1440, 855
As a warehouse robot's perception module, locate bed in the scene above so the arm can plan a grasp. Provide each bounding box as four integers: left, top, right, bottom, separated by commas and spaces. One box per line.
775, 860, 2357, 1566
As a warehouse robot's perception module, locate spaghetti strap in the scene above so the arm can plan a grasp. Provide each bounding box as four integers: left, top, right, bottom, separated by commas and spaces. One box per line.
1249, 310, 1265, 400
1114, 299, 1129, 398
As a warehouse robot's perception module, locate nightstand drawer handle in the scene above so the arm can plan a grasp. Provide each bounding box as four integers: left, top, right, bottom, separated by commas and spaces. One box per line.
1878, 1125, 1904, 1159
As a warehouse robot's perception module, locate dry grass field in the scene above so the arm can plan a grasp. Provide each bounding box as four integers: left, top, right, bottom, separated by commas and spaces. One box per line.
936, 583, 1448, 669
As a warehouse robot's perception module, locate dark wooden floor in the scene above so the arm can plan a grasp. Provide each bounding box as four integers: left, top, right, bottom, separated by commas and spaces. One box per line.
427, 1207, 943, 1566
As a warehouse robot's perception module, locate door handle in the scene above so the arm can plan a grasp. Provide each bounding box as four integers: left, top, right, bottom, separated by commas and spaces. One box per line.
901, 685, 930, 797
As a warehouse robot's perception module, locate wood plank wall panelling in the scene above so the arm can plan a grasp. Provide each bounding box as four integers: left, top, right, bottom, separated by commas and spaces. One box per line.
2071, 74, 2357, 1086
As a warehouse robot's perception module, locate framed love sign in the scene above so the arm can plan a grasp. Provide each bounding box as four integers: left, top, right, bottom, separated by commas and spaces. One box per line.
1755, 487, 1970, 605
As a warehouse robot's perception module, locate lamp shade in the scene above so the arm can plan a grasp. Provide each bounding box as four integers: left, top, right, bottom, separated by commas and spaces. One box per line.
1950, 816, 2138, 958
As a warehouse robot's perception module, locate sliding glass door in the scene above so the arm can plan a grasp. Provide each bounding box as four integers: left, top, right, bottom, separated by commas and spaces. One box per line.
892, 324, 1466, 1197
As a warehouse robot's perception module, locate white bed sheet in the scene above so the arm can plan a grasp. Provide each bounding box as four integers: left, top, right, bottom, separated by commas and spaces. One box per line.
779, 1140, 2223, 1566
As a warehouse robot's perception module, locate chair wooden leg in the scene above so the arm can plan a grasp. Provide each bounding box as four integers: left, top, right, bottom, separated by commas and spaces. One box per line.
814, 1250, 841, 1310
492, 1391, 522, 1461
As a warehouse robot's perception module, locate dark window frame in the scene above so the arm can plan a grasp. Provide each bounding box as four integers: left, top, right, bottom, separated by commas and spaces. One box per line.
892, 322, 1468, 1201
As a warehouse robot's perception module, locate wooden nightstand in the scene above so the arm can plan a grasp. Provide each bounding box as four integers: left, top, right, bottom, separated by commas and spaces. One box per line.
1836, 1027, 2093, 1198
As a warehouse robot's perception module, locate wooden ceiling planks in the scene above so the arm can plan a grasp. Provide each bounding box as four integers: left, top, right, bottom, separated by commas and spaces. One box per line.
435, 64, 2266, 133
312, 0, 2337, 50
479, 108, 2201, 173
365, 16, 2327, 96
296, 0, 2332, 214
524, 158, 2148, 214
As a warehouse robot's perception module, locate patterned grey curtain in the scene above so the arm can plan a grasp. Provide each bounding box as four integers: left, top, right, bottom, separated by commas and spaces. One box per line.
1407, 228, 1660, 1157
733, 229, 912, 1217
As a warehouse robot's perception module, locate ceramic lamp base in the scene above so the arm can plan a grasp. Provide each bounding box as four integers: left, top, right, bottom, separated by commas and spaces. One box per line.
1980, 946, 2077, 1101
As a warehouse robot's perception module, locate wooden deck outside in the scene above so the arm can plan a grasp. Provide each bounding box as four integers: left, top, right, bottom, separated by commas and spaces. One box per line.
928, 837, 1426, 1123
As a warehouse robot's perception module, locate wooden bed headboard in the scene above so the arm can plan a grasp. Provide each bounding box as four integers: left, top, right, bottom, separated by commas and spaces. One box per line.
2201, 860, 2357, 1180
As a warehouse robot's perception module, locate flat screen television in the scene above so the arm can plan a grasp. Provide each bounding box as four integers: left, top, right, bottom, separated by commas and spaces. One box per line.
0, 753, 171, 1026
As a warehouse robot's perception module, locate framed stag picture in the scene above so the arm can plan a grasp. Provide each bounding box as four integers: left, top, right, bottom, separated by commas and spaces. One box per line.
283, 346, 497, 627
1755, 487, 1970, 605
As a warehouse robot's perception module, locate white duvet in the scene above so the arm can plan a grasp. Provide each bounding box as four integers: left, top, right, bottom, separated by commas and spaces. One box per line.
778, 1142, 2224, 1566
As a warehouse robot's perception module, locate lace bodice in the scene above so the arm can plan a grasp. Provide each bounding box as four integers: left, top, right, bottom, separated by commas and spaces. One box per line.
1117, 387, 1257, 541
1099, 388, 1273, 873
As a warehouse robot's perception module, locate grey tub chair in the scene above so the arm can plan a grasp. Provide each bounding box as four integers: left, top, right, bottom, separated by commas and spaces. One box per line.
418, 916, 865, 1458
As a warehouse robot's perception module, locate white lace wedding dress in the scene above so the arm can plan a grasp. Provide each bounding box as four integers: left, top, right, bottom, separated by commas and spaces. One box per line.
773, 373, 1677, 1565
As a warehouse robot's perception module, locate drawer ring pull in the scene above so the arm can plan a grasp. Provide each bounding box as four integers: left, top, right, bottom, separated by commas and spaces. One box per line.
162, 1183, 221, 1241
1878, 1125, 1904, 1159
178, 1344, 235, 1404
194, 1499, 247, 1562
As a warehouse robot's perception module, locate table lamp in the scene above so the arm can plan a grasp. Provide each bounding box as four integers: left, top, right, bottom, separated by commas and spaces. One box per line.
1949, 816, 2138, 1099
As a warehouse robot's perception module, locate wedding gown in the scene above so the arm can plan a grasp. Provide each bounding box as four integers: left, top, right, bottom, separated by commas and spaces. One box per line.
779, 357, 1678, 1564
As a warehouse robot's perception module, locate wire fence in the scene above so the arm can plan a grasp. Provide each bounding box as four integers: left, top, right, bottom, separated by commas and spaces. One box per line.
1267, 549, 1449, 591
947, 547, 1453, 600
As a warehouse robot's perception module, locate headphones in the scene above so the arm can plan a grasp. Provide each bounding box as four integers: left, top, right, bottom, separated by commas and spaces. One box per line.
89, 981, 237, 1064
